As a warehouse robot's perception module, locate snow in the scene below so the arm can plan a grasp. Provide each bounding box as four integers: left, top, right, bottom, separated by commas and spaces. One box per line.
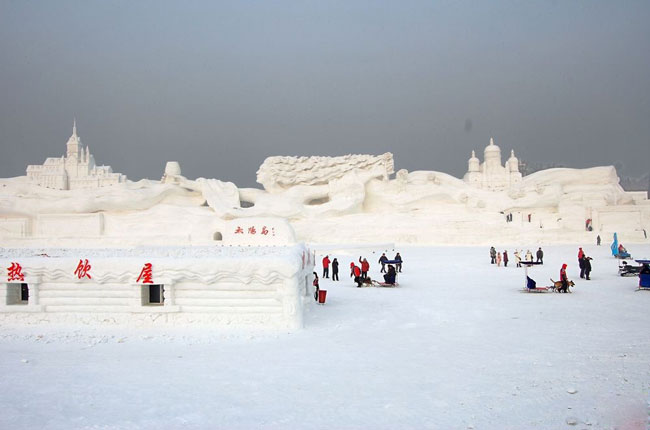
2, 243, 650, 429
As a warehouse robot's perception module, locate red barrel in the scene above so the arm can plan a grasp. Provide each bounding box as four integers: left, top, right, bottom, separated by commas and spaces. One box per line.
317, 289, 327, 304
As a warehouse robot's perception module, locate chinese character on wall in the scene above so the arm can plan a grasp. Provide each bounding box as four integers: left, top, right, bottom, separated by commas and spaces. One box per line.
74, 259, 92, 279
137, 263, 153, 284
7, 262, 24, 282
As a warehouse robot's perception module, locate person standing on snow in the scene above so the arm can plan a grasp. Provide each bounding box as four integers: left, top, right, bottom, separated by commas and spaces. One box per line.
394, 253, 403, 272
525, 249, 533, 262
596, 235, 601, 246
359, 257, 370, 280
503, 250, 509, 267
514, 250, 522, 267
578, 248, 585, 278
536, 247, 544, 264
322, 255, 331, 279
490, 247, 496, 264
332, 258, 339, 281
312, 272, 320, 301
559, 264, 569, 293
496, 252, 502, 267
584, 256, 592, 280
378, 253, 388, 273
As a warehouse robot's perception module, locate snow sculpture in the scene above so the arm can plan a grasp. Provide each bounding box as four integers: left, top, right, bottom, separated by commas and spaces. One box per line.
256, 153, 394, 193
463, 138, 522, 191
26, 120, 127, 190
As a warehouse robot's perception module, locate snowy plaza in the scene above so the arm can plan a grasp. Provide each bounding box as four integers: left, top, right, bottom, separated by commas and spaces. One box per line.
1, 243, 650, 429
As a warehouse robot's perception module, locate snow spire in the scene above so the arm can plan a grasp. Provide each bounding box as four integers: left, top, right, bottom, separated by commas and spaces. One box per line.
489, 137, 494, 146
73, 118, 77, 137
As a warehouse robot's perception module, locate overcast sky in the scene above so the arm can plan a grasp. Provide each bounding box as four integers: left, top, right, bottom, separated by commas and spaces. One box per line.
1, 1, 649, 188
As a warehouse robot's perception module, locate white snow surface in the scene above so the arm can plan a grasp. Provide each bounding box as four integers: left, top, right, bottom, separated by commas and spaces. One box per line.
2, 243, 650, 429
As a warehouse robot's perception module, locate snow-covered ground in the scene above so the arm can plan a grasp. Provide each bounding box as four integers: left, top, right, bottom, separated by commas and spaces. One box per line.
1, 243, 650, 430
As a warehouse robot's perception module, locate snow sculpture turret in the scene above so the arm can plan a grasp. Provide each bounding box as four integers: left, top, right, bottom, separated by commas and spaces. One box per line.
26, 120, 127, 190
463, 138, 523, 191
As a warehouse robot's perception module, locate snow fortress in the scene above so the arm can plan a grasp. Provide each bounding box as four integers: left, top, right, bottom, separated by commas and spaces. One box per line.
0, 244, 315, 329
2, 125, 650, 247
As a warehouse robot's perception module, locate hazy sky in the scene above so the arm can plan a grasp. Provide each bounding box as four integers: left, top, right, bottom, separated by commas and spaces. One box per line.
1, 1, 649, 187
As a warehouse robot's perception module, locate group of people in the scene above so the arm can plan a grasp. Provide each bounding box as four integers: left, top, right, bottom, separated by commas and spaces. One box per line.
321, 252, 403, 289
490, 247, 544, 267
577, 247, 593, 280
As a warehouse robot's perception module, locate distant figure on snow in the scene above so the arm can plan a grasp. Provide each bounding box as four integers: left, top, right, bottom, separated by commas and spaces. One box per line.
536, 247, 544, 264
394, 253, 403, 272
312, 272, 319, 301
578, 248, 585, 278
332, 258, 339, 281
584, 257, 592, 280
384, 265, 396, 285
503, 250, 509, 267
514, 250, 522, 267
490, 247, 496, 264
322, 255, 330, 279
359, 257, 370, 280
596, 235, 601, 246
559, 264, 569, 293
378, 253, 388, 273
350, 263, 362, 288
496, 252, 502, 267
525, 250, 533, 262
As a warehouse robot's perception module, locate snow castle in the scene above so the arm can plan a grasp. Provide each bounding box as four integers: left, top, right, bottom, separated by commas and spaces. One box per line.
463, 138, 522, 191
26, 121, 127, 190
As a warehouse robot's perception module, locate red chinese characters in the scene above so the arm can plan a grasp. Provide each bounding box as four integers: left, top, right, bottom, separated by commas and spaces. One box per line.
137, 263, 153, 284
247, 226, 256, 235
74, 259, 92, 279
7, 262, 24, 282
235, 226, 244, 234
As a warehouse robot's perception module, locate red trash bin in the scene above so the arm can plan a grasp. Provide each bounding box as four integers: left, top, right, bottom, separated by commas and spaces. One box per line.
317, 289, 327, 304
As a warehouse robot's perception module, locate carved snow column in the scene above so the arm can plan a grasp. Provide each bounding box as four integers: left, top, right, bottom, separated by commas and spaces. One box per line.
280, 276, 303, 329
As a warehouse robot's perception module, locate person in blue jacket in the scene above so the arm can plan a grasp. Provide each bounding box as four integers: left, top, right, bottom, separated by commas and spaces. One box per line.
383, 265, 396, 285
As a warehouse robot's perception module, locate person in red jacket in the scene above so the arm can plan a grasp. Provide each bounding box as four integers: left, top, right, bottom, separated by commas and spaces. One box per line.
359, 257, 370, 280
350, 263, 362, 287
322, 255, 331, 279
559, 263, 569, 293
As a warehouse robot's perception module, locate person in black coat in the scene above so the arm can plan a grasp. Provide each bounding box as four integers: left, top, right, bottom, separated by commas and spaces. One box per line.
584, 257, 592, 280
394, 253, 403, 272
536, 247, 544, 264
383, 265, 396, 285
378, 253, 388, 273
332, 258, 339, 281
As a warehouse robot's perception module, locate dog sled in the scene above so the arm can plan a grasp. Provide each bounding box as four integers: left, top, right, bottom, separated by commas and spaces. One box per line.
520, 261, 549, 293
619, 260, 642, 277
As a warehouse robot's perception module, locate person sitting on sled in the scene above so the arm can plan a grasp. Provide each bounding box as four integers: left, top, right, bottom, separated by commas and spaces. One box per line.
383, 265, 396, 285
526, 276, 537, 290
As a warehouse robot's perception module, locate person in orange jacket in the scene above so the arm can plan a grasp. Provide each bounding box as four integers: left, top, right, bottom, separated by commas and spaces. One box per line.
359, 257, 370, 280
322, 255, 331, 278
350, 263, 362, 287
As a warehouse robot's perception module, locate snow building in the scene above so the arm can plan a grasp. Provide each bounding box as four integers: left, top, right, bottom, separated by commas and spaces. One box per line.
26, 121, 127, 190
463, 138, 522, 191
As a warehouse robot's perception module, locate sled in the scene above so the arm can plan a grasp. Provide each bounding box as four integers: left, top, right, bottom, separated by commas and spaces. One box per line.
521, 286, 550, 293
372, 281, 399, 288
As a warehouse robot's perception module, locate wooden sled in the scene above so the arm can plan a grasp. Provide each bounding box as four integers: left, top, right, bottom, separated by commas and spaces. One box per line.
371, 280, 399, 288
521, 287, 550, 293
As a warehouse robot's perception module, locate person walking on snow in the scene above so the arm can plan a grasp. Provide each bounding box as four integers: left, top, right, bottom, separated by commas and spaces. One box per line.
536, 247, 544, 264
322, 255, 330, 278
503, 250, 509, 267
378, 253, 388, 273
332, 258, 339, 281
490, 247, 496, 264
